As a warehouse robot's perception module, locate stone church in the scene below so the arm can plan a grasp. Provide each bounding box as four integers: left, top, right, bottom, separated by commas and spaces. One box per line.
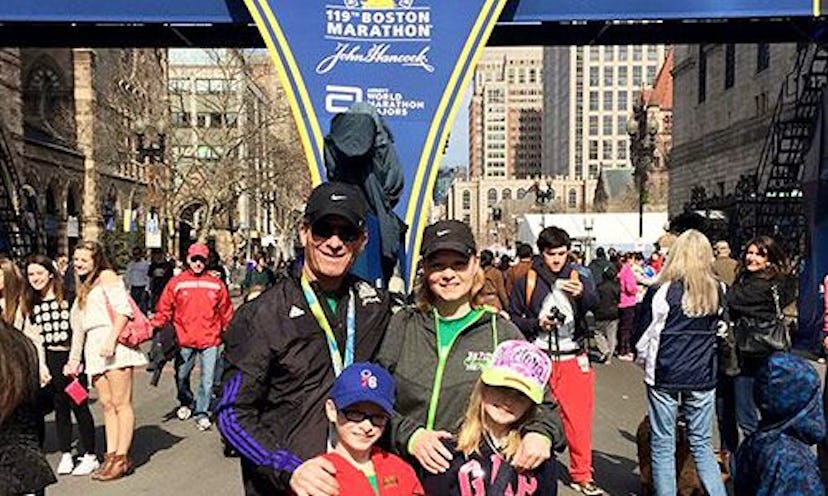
0, 48, 167, 258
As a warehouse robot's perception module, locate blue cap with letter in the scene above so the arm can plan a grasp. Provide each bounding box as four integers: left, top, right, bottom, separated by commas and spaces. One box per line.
330, 362, 396, 416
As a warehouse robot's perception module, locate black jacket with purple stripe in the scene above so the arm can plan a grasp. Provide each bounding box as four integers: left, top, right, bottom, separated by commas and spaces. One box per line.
215, 271, 391, 494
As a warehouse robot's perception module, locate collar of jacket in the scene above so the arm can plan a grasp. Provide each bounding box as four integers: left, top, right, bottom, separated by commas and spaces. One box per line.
416, 305, 498, 336
291, 269, 360, 301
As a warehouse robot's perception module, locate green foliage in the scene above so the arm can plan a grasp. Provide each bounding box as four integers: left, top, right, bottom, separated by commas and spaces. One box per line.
100, 227, 144, 271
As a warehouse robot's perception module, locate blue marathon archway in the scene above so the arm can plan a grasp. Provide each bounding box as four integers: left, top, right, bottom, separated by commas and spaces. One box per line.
2, 0, 827, 346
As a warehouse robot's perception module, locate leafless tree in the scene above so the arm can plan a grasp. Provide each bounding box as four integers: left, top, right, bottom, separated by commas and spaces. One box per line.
164, 49, 309, 243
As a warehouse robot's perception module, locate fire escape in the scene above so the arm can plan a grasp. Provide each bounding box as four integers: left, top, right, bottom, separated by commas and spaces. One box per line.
687, 44, 828, 264
0, 119, 41, 258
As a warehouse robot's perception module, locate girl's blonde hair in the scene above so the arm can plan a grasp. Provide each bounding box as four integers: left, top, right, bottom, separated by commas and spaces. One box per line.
0, 257, 24, 325
415, 254, 486, 312
74, 240, 113, 309
658, 229, 720, 316
456, 380, 537, 460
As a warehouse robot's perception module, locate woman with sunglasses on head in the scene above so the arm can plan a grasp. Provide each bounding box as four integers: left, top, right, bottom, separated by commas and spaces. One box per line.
727, 235, 796, 441
66, 240, 148, 481
377, 220, 565, 479
21, 254, 98, 477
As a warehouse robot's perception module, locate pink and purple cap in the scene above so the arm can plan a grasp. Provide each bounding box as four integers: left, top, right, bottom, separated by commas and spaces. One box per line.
480, 340, 552, 405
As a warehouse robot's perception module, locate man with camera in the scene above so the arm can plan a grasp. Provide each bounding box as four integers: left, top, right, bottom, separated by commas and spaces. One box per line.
508, 226, 603, 496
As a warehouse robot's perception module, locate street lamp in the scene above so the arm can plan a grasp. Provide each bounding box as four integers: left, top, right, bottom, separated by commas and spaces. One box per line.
134, 119, 167, 247
626, 103, 660, 238
134, 119, 166, 165
583, 216, 594, 264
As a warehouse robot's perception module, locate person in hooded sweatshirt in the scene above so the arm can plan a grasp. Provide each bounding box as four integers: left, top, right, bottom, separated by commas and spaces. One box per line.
735, 352, 825, 496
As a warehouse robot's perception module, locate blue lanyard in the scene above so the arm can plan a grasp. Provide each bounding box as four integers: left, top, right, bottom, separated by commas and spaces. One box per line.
300, 272, 355, 377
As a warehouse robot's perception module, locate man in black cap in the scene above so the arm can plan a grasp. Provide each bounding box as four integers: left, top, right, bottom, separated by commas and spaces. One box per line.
216, 182, 392, 496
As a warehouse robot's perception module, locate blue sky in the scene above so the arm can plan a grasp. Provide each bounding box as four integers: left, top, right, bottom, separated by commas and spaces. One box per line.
440, 83, 472, 171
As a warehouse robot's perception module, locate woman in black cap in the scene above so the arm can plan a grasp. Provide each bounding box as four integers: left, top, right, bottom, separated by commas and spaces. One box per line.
377, 220, 564, 477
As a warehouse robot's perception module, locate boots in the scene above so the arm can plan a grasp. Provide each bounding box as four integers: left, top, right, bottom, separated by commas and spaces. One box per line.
91, 453, 115, 480
94, 454, 133, 481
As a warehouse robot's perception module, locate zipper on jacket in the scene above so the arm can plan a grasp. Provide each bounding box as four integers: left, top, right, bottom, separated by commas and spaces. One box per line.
425, 310, 491, 430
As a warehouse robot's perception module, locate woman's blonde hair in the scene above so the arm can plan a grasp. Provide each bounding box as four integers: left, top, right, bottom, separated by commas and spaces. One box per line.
74, 240, 113, 309
0, 257, 24, 325
658, 229, 720, 316
414, 254, 486, 312
456, 380, 537, 460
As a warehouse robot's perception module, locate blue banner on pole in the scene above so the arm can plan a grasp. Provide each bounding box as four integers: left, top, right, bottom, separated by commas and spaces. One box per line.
243, 0, 507, 287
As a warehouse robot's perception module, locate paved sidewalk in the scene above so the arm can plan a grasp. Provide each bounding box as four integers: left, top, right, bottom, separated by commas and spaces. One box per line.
53, 352, 819, 495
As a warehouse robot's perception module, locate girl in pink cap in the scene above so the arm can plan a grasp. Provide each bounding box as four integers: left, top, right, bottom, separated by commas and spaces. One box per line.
421, 340, 558, 495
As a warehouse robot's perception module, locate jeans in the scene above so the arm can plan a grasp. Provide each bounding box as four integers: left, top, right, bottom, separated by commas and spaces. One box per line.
647, 387, 727, 496
177, 346, 219, 419
593, 319, 618, 358
734, 357, 765, 441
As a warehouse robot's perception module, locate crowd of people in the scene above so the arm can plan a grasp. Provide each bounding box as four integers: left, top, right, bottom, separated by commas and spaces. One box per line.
1, 180, 826, 496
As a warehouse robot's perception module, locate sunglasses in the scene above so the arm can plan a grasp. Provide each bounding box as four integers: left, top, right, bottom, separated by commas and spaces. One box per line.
340, 409, 389, 428
190, 256, 207, 264
311, 221, 361, 243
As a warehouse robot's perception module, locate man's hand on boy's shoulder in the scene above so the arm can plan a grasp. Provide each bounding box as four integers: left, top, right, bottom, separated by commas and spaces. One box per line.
289, 457, 339, 496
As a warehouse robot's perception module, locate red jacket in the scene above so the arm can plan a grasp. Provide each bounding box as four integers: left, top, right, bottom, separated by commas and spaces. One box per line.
321, 449, 424, 496
151, 270, 234, 348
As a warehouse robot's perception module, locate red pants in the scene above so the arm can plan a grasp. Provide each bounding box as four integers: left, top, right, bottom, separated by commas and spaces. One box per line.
549, 356, 595, 484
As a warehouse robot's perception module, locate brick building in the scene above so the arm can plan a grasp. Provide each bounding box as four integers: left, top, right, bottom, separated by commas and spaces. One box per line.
468, 47, 544, 179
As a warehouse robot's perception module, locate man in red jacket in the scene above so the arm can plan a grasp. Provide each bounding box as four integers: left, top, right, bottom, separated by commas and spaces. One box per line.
152, 242, 234, 431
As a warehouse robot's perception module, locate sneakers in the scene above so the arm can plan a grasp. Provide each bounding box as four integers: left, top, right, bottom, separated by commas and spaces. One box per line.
71, 454, 100, 476
617, 353, 635, 362
57, 452, 74, 475
196, 417, 212, 431
570, 481, 605, 496
176, 405, 193, 421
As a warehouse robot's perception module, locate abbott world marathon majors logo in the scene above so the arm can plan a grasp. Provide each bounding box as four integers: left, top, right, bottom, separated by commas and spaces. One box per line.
318, 0, 434, 75
326, 85, 426, 117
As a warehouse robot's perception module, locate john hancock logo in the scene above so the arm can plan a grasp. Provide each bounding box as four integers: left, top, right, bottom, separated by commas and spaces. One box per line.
318, 0, 434, 75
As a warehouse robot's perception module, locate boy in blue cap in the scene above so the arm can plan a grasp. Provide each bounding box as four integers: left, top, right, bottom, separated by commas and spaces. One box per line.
321, 363, 423, 496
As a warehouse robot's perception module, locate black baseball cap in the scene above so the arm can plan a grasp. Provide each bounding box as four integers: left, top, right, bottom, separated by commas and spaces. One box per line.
420, 220, 476, 259
304, 182, 367, 229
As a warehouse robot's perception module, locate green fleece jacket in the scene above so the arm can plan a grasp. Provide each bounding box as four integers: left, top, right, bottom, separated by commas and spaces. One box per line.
376, 306, 567, 456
